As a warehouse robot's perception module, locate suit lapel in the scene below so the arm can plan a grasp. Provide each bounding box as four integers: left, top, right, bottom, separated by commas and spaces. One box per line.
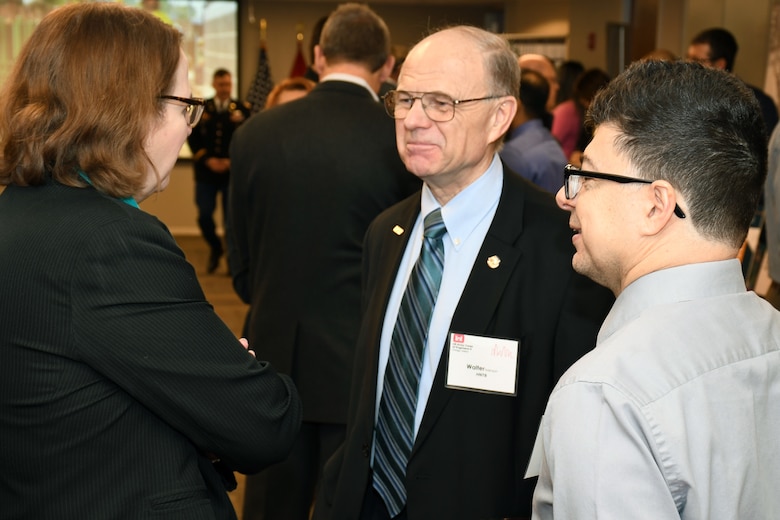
362, 196, 421, 397
413, 173, 527, 450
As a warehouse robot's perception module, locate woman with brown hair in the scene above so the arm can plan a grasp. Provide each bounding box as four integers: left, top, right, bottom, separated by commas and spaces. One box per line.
0, 4, 301, 518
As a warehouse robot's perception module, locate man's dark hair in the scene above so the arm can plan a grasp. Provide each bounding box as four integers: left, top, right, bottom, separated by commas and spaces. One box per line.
213, 68, 231, 79
691, 28, 738, 72
587, 60, 766, 248
556, 60, 584, 105
519, 69, 551, 128
573, 68, 610, 106
319, 3, 390, 73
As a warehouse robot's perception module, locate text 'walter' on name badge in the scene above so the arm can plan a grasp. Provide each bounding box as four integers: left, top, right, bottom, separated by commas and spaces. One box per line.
445, 332, 519, 396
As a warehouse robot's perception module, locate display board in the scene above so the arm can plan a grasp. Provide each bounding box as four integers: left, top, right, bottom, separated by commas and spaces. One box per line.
0, 0, 239, 101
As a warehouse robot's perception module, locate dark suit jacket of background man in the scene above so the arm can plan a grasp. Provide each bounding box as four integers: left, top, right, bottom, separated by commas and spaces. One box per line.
314, 170, 614, 520
229, 80, 420, 424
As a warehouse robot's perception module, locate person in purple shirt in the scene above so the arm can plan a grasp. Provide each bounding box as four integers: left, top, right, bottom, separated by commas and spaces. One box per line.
500, 69, 567, 193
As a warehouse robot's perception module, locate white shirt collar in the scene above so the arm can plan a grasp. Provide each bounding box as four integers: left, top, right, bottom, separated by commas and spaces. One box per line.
319, 73, 379, 101
420, 154, 503, 251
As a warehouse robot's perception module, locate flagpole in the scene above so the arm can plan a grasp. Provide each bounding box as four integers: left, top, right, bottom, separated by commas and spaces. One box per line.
247, 18, 275, 113
289, 22, 308, 78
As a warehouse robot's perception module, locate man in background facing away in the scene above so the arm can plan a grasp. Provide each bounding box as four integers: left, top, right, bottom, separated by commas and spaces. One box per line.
531, 60, 780, 519
229, 4, 419, 519
313, 25, 612, 520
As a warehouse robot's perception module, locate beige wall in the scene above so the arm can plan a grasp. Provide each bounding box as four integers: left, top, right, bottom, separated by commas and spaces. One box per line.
504, 0, 569, 35
656, 0, 685, 59
140, 161, 204, 236
567, 0, 626, 72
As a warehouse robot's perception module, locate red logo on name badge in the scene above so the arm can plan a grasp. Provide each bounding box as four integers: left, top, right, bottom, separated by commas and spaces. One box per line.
453, 333, 465, 343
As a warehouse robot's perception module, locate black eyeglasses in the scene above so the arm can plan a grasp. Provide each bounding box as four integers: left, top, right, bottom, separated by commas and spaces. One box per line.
382, 90, 503, 122
158, 95, 206, 127
563, 164, 686, 219
686, 55, 716, 66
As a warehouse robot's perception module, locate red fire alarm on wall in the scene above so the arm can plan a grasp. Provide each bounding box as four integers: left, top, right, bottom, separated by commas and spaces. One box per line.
588, 32, 596, 50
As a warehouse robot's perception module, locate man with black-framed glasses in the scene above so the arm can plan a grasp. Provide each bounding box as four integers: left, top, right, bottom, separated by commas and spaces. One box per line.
531, 59, 780, 519
687, 27, 778, 134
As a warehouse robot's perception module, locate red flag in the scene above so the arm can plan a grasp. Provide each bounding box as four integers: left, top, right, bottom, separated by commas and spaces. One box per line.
289, 40, 307, 78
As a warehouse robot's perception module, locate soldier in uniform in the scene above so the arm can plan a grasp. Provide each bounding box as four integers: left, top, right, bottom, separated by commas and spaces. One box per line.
188, 68, 251, 273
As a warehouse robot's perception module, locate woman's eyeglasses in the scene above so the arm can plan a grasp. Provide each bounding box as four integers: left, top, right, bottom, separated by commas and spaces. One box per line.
158, 95, 206, 127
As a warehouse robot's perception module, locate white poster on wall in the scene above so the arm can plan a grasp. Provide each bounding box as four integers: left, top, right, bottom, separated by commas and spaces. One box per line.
764, 3, 780, 105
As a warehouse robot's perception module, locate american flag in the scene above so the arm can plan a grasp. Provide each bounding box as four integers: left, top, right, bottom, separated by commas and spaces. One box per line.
247, 45, 274, 114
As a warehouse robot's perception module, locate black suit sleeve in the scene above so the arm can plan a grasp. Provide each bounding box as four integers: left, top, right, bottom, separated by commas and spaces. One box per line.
553, 272, 614, 380
71, 215, 301, 473
227, 124, 252, 304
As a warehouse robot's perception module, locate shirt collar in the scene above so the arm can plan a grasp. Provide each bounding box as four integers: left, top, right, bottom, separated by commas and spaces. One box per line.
420, 153, 503, 251
319, 73, 379, 101
598, 259, 747, 344
79, 171, 139, 209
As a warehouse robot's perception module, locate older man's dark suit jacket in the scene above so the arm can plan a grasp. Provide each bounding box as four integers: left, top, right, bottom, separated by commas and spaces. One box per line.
314, 170, 613, 520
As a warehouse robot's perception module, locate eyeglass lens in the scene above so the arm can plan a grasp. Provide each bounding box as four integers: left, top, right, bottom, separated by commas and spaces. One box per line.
385, 91, 456, 122
565, 173, 582, 199
159, 95, 205, 127
187, 103, 204, 126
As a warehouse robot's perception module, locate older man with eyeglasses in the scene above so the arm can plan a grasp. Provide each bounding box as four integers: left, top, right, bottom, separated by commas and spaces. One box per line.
313, 25, 612, 520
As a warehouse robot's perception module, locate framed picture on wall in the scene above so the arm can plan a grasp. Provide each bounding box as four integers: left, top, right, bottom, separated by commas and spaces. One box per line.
503, 33, 567, 66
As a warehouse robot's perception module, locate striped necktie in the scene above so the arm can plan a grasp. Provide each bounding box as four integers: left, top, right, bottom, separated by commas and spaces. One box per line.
372, 208, 447, 517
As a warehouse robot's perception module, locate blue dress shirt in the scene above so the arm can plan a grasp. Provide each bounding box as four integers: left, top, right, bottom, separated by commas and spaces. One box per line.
499, 119, 567, 194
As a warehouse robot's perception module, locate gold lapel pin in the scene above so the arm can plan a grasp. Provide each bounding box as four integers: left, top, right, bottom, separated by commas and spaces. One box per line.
392, 225, 404, 236
487, 255, 501, 269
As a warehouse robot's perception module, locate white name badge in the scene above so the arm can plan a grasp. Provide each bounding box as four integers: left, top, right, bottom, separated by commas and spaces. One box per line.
445, 332, 519, 396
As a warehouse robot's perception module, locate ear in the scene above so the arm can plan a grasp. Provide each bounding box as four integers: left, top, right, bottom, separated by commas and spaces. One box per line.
313, 45, 326, 74
641, 180, 680, 235
712, 57, 728, 71
487, 96, 518, 145
375, 54, 396, 84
